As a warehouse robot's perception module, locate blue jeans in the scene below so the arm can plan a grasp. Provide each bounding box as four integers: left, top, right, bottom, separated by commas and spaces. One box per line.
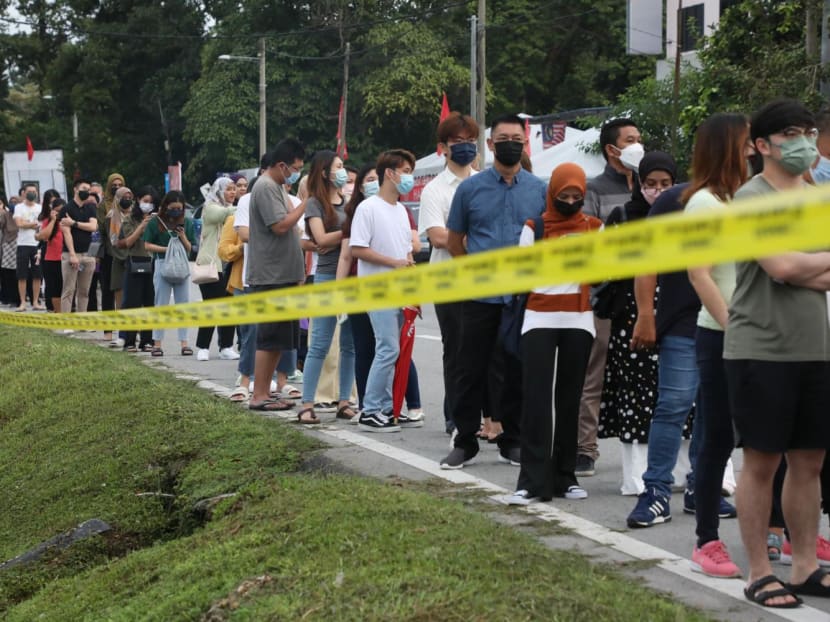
642, 335, 699, 498
236, 287, 295, 380
363, 308, 401, 415
152, 258, 190, 342
301, 274, 355, 403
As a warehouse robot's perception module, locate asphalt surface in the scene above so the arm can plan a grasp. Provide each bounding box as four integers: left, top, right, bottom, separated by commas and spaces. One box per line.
65, 282, 830, 622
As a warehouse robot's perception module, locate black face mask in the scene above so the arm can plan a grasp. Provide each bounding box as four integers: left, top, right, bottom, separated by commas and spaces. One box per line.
493, 140, 525, 166
78, 190, 90, 201
119, 198, 133, 210
25, 191, 37, 202
554, 198, 583, 217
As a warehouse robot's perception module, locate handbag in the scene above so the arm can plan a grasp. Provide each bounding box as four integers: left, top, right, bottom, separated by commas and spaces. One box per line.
128, 256, 152, 274
590, 206, 628, 320
191, 261, 219, 284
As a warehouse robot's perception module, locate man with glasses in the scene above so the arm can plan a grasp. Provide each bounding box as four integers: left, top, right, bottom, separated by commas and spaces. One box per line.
247, 138, 307, 413
725, 99, 830, 608
441, 113, 546, 469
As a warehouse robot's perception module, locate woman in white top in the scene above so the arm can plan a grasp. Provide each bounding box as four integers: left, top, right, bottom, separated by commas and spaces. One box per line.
684, 112, 752, 578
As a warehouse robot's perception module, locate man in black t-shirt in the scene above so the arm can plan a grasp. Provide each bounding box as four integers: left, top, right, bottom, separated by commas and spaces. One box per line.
58, 179, 98, 316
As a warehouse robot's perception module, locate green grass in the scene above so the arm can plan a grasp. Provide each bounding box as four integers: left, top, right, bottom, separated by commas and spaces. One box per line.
0, 326, 713, 621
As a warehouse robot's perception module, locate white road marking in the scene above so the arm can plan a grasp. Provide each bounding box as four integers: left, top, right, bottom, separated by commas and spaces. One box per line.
415, 334, 441, 341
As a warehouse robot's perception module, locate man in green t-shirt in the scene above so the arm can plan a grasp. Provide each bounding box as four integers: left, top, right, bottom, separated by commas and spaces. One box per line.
725, 99, 830, 608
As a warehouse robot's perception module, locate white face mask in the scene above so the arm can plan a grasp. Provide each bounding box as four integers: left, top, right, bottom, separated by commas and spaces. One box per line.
811, 155, 830, 184
139, 202, 154, 214
615, 143, 645, 171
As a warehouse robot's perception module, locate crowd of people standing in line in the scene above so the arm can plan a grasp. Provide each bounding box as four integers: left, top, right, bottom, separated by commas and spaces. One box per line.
3, 98, 830, 610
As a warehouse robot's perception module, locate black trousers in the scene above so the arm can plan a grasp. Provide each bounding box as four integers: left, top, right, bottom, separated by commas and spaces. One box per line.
434, 301, 462, 424
196, 274, 235, 350
450, 301, 521, 455
122, 266, 155, 347
518, 328, 593, 499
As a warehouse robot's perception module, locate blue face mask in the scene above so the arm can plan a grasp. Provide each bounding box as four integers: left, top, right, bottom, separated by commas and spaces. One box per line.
811, 155, 830, 184
363, 180, 379, 197
332, 168, 349, 188
282, 164, 300, 185
395, 172, 415, 195
449, 142, 477, 166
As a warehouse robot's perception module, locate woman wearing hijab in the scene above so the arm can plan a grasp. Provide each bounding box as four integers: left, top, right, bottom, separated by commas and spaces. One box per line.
598, 151, 678, 496
96, 173, 125, 341
194, 176, 239, 362
507, 163, 603, 505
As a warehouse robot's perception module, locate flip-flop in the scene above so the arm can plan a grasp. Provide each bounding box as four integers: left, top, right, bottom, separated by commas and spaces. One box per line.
248, 399, 293, 412
181, 346, 193, 356
151, 348, 164, 357
787, 568, 830, 597
336, 405, 357, 420
296, 407, 321, 425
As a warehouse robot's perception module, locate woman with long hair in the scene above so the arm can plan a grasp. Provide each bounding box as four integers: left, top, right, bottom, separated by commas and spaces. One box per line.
36, 191, 64, 312
142, 190, 196, 357
684, 112, 752, 578
296, 151, 354, 424
118, 185, 159, 352
194, 176, 238, 362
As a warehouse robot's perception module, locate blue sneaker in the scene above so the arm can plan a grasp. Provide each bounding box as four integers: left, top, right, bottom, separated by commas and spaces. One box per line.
683, 489, 737, 519
627, 488, 671, 528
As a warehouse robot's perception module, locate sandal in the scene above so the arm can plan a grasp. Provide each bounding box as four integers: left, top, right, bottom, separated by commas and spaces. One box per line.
248, 399, 293, 412
767, 532, 782, 561
787, 568, 830, 597
124, 345, 139, 353
744, 574, 802, 608
280, 384, 302, 400
229, 385, 249, 403
296, 407, 321, 425
181, 346, 193, 356
151, 348, 164, 357
336, 405, 357, 420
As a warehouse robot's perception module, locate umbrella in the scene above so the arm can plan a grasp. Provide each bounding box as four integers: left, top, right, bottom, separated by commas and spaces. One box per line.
392, 306, 421, 421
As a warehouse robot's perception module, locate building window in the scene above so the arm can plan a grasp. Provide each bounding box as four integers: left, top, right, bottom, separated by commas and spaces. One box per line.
680, 3, 705, 52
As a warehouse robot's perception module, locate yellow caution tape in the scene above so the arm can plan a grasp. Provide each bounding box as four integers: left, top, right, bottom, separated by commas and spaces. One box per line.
2, 182, 830, 331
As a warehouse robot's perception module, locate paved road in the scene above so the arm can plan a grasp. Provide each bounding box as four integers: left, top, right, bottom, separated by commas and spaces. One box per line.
73, 287, 830, 622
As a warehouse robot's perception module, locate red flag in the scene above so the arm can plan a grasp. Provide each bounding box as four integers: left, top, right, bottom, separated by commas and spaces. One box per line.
335, 96, 348, 160
437, 92, 451, 155
26, 136, 34, 161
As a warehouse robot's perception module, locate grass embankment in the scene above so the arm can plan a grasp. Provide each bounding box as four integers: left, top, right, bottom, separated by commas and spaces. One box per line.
0, 326, 711, 621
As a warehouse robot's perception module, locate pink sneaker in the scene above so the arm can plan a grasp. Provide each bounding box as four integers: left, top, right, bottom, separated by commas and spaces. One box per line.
691, 540, 742, 578
781, 535, 830, 567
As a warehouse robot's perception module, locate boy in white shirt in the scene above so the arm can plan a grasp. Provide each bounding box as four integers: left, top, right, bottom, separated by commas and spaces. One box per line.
349, 149, 416, 432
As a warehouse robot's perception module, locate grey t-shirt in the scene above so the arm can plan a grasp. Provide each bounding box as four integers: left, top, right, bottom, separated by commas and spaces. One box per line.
724, 174, 830, 361
304, 197, 345, 276
246, 174, 305, 286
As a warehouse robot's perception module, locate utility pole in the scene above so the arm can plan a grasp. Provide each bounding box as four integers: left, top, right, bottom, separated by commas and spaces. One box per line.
671, 3, 683, 154
821, 0, 830, 97
469, 15, 477, 119
340, 41, 350, 158
476, 0, 486, 165
258, 37, 267, 158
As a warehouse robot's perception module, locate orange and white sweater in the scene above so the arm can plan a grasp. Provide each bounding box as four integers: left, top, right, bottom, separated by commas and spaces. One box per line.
519, 212, 603, 336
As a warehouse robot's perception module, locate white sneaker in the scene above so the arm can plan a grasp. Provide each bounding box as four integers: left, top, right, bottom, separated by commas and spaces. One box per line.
564, 485, 588, 500
406, 408, 425, 422
507, 490, 538, 506
219, 347, 240, 360
196, 348, 210, 361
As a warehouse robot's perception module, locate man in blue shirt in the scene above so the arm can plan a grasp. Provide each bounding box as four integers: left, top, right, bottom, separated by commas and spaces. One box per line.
442, 113, 547, 469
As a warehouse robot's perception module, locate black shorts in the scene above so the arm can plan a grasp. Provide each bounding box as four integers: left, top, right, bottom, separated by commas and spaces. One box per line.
250, 283, 300, 352
16, 245, 42, 280
725, 359, 830, 452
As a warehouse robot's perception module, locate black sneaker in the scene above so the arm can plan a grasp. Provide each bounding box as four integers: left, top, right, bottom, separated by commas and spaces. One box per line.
497, 446, 521, 466
440, 447, 477, 470
358, 412, 400, 433
575, 454, 596, 477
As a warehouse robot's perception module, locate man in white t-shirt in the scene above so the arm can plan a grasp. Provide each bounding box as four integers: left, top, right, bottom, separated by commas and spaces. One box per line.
13, 183, 44, 311
418, 112, 479, 434
349, 149, 416, 432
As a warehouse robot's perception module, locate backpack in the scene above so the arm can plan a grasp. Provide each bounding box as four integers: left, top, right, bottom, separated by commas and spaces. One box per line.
158, 220, 190, 284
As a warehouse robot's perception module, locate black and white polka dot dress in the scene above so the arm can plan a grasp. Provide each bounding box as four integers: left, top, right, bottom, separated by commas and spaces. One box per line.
598, 285, 659, 444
